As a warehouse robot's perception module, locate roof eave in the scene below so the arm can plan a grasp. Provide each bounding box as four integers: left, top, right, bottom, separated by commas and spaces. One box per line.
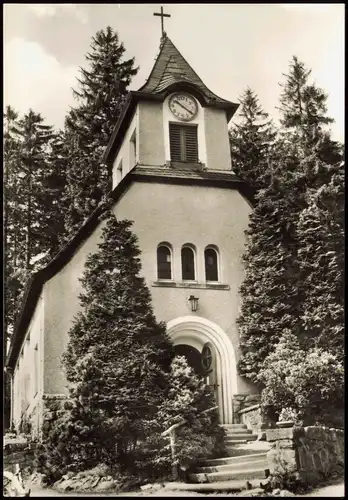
102, 92, 136, 165
6, 172, 135, 370
103, 88, 239, 167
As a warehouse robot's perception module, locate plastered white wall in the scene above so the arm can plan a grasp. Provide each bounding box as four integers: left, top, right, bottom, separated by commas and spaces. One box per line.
112, 110, 139, 188
13, 294, 44, 435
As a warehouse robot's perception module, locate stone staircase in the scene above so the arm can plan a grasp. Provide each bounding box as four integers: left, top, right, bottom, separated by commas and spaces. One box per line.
188, 424, 270, 485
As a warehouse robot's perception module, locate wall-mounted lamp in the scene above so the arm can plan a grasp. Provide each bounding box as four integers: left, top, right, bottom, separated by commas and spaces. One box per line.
188, 295, 199, 312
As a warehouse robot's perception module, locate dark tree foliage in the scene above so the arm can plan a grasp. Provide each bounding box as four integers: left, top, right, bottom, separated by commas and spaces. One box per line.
45, 212, 173, 472
278, 55, 343, 165
62, 27, 138, 240
229, 88, 277, 192
296, 160, 344, 359
237, 56, 344, 409
39, 212, 224, 481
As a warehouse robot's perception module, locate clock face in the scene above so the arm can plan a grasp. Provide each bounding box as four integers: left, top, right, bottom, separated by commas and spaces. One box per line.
169, 93, 198, 121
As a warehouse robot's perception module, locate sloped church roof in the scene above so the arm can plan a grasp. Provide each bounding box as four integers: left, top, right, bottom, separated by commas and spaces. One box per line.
138, 35, 233, 106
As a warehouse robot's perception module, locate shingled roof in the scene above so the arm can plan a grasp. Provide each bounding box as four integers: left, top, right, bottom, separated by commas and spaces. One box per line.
103, 35, 239, 165
138, 35, 233, 107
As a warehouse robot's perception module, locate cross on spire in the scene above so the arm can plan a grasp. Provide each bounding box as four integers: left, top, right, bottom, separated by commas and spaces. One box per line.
153, 6, 171, 37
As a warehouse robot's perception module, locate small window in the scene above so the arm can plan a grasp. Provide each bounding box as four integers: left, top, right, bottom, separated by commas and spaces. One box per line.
169, 123, 198, 163
181, 246, 196, 281
130, 129, 137, 168
34, 344, 38, 395
117, 160, 123, 183
157, 245, 172, 280
205, 247, 219, 282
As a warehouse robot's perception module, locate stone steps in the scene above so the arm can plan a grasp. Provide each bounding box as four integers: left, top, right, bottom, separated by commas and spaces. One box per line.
198, 452, 268, 472
226, 433, 258, 442
221, 424, 248, 429
201, 451, 268, 467
188, 467, 269, 483
197, 458, 268, 474
224, 428, 253, 436
187, 422, 270, 485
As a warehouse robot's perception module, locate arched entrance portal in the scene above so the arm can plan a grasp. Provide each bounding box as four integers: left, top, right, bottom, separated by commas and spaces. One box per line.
167, 316, 237, 424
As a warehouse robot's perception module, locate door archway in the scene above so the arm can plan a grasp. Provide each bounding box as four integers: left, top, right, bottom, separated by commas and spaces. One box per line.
167, 316, 237, 424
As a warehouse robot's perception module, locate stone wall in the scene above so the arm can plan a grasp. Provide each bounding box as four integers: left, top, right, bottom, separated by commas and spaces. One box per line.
240, 404, 264, 433
266, 424, 344, 486
3, 438, 37, 476
232, 393, 260, 424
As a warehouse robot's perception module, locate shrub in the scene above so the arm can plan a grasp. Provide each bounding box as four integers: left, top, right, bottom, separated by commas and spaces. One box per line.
259, 333, 344, 427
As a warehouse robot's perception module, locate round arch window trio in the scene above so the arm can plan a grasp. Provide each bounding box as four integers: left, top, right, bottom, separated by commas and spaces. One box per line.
157, 244, 219, 282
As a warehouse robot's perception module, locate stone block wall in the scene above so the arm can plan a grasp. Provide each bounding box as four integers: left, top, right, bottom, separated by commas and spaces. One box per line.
239, 404, 265, 433
3, 439, 37, 475
232, 393, 260, 423
266, 424, 344, 486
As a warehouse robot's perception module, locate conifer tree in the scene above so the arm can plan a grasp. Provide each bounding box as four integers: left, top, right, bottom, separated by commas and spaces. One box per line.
278, 55, 342, 165
229, 88, 277, 191
10, 110, 56, 269
237, 55, 343, 380
58, 212, 173, 469
43, 130, 69, 257
237, 145, 304, 383
62, 27, 138, 239
296, 160, 344, 359
4, 106, 22, 348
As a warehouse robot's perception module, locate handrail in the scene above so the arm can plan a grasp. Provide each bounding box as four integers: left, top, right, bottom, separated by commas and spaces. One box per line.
161, 405, 219, 437
160, 405, 219, 480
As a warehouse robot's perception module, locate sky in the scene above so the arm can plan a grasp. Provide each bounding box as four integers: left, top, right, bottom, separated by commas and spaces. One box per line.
4, 3, 345, 142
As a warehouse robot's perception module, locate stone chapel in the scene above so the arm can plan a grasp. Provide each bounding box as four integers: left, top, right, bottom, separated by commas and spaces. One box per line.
7, 30, 260, 437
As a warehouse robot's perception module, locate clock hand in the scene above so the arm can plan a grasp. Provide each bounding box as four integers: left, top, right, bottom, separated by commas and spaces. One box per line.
174, 100, 194, 115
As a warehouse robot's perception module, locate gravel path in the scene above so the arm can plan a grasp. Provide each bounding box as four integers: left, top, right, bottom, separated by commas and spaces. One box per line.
28, 480, 345, 497
302, 481, 344, 497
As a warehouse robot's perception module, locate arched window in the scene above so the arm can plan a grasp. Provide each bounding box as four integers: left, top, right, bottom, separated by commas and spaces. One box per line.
157, 245, 172, 280
181, 245, 196, 281
205, 246, 219, 282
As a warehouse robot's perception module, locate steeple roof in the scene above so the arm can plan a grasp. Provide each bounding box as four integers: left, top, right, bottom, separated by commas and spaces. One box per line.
138, 35, 236, 108
102, 34, 238, 165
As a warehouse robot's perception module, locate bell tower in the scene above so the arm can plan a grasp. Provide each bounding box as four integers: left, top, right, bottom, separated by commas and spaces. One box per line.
103, 16, 239, 189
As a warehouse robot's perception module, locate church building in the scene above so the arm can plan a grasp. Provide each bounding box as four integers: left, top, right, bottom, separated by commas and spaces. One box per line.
6, 27, 259, 437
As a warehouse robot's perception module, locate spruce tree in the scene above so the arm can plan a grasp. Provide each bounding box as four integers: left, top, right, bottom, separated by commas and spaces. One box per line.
58, 212, 173, 470
238, 57, 344, 388
229, 88, 277, 191
43, 130, 69, 259
278, 55, 342, 165
4, 106, 22, 347
296, 160, 344, 359
4, 109, 59, 344
237, 146, 304, 383
10, 110, 56, 269
62, 27, 138, 239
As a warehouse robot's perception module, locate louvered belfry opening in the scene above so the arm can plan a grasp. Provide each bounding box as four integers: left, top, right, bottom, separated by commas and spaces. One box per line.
169, 123, 198, 163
